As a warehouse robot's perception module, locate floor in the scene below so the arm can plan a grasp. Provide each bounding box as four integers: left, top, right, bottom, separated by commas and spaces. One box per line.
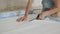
0, 14, 60, 34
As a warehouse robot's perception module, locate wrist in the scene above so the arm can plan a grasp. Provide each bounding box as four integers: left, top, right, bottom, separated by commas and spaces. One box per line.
24, 15, 28, 17
24, 13, 28, 17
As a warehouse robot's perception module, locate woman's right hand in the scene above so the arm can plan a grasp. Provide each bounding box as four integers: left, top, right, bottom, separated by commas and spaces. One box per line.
16, 16, 28, 22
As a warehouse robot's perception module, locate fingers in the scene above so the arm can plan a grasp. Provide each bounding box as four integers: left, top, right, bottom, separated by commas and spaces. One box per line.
19, 17, 24, 22
16, 17, 23, 22
38, 15, 44, 20
16, 18, 19, 22
23, 18, 27, 21
36, 14, 45, 20
16, 17, 27, 22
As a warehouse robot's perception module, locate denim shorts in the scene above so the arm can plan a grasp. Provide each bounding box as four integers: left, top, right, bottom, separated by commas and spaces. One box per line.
42, 0, 54, 11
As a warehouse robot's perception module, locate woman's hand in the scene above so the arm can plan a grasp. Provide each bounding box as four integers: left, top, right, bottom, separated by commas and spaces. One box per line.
37, 12, 49, 20
37, 14, 45, 20
16, 16, 27, 22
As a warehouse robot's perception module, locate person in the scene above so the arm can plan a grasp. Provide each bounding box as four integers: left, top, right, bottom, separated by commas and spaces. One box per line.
17, 0, 60, 22
37, 0, 60, 20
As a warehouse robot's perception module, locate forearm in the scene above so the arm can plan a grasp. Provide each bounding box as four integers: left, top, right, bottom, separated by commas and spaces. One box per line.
24, 0, 32, 16
47, 8, 58, 15
42, 0, 60, 15
42, 7, 59, 16
39, 7, 59, 18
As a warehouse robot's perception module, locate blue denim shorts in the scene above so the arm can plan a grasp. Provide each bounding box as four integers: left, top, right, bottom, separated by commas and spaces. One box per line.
42, 0, 54, 11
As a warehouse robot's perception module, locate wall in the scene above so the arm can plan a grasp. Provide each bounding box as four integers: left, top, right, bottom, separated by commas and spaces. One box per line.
0, 0, 42, 11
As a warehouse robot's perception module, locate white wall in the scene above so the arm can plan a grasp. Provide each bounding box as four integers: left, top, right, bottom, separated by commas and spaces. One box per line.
0, 0, 42, 11
0, 0, 8, 10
